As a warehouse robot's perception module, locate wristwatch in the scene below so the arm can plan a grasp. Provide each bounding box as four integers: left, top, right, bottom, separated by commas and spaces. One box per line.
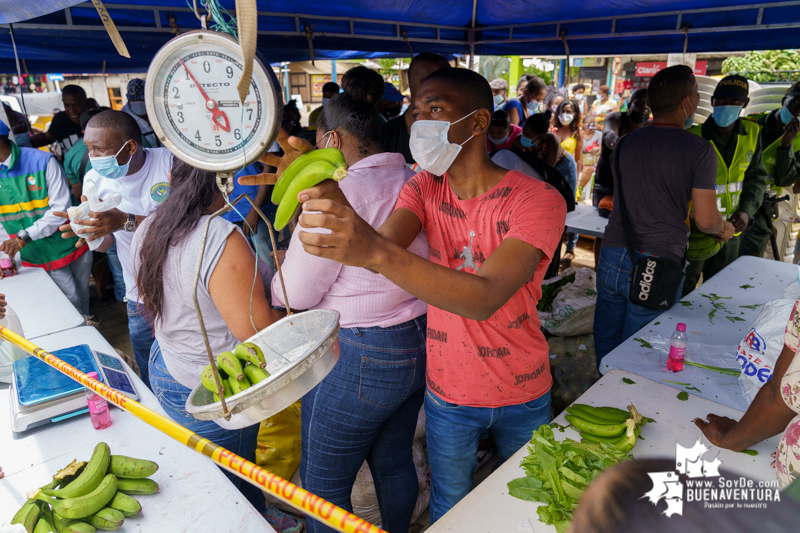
123, 214, 137, 232
16, 229, 31, 243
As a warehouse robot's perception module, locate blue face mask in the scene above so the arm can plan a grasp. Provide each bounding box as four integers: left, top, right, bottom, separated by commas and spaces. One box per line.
780, 105, 795, 125
527, 100, 540, 112
494, 94, 505, 106
712, 105, 742, 128
90, 140, 133, 180
682, 99, 695, 129
520, 136, 537, 148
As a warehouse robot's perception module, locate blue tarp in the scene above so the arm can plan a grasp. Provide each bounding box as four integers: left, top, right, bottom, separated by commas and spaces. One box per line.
0, 1, 799, 72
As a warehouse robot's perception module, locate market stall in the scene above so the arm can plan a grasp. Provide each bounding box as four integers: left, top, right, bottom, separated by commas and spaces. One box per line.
600, 255, 797, 412
427, 369, 781, 533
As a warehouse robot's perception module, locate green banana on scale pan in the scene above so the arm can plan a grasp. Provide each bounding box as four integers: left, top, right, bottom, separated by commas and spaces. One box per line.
272, 148, 348, 230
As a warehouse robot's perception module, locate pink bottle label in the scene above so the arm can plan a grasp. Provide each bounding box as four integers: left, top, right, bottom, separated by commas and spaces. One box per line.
668, 345, 685, 361
87, 395, 108, 414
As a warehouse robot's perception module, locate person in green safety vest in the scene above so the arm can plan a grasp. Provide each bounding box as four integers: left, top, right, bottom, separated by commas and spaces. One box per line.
683, 75, 768, 297
0, 120, 92, 315
739, 81, 800, 258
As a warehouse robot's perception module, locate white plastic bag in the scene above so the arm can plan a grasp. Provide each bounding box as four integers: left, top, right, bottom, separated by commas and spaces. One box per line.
538, 267, 597, 336
67, 181, 122, 251
0, 305, 29, 383
737, 298, 796, 404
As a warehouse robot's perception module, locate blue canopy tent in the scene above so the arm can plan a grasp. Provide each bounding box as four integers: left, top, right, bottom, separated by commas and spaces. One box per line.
0, 1, 799, 73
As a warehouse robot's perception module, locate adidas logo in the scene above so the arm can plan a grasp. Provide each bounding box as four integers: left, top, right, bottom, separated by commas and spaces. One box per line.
660, 300, 668, 307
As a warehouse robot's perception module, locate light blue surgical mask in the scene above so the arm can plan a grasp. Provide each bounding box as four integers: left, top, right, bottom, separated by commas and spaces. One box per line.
493, 94, 504, 106
520, 136, 537, 148
712, 105, 742, 128
90, 140, 133, 180
780, 105, 795, 125
527, 100, 540, 112
682, 99, 696, 129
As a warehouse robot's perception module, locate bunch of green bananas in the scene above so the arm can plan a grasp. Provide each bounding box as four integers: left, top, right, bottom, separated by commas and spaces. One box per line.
271, 148, 348, 230
722, 50, 800, 83
564, 403, 653, 454
10, 442, 160, 532
201, 342, 271, 402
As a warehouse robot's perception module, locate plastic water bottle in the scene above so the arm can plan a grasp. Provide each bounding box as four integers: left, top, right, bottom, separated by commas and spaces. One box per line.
667, 323, 687, 372
85, 371, 112, 429
0, 252, 14, 277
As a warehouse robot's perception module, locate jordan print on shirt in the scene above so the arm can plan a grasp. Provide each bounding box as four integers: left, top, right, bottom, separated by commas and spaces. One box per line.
456, 231, 478, 271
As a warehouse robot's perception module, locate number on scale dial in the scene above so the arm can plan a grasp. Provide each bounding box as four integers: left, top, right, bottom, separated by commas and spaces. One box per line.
146, 32, 281, 172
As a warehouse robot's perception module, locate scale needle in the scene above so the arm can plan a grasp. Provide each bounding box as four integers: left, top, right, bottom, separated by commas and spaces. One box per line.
179, 58, 231, 132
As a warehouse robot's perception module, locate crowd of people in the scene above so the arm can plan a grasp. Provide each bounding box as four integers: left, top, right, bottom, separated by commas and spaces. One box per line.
3, 52, 800, 532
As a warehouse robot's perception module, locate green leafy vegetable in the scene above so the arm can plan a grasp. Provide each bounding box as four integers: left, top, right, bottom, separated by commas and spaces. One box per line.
685, 386, 701, 393
740, 449, 758, 456
677, 391, 690, 401
622, 377, 636, 384
709, 308, 717, 324
549, 422, 569, 433
509, 425, 630, 532
654, 322, 661, 325
684, 361, 741, 377
740, 303, 765, 310
726, 316, 745, 323
634, 338, 653, 349
538, 273, 576, 313
740, 284, 754, 289
679, 301, 693, 308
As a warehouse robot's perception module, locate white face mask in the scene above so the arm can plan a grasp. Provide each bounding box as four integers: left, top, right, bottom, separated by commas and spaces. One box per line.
559, 113, 575, 125
129, 101, 147, 116
488, 133, 510, 145
322, 97, 331, 107
574, 93, 584, 101
409, 110, 477, 176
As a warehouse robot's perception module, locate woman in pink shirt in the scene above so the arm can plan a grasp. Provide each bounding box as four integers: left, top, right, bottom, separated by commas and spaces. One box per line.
271, 66, 428, 533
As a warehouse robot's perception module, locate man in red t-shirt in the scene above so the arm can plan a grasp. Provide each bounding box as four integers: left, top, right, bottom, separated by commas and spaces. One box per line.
294, 68, 566, 522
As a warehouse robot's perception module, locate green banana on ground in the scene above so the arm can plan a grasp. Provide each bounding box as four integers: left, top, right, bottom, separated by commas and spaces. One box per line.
44, 443, 110, 499
11, 500, 41, 533
108, 455, 158, 479
272, 147, 347, 204
115, 477, 159, 495
81, 509, 124, 531
37, 474, 118, 519
243, 363, 270, 384
107, 492, 142, 518
53, 512, 96, 533
33, 506, 56, 533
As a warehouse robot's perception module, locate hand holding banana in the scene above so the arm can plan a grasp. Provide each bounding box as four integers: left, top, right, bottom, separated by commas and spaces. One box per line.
11, 441, 159, 533
237, 128, 315, 186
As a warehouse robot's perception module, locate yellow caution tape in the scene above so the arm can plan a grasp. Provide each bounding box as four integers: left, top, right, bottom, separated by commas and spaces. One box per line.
0, 325, 384, 533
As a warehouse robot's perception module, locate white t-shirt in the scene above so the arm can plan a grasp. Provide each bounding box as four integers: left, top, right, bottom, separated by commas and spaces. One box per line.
84, 147, 173, 302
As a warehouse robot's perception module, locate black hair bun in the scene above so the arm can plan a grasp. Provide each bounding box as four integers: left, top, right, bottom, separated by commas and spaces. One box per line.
341, 66, 385, 105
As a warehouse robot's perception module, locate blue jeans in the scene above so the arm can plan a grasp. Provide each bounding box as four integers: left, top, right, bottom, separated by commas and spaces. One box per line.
593, 246, 682, 367
300, 316, 427, 533
127, 301, 155, 392
556, 154, 578, 252
148, 340, 266, 513
105, 242, 125, 302
425, 388, 552, 523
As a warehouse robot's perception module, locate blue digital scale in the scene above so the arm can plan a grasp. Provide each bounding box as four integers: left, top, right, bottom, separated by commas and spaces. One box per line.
8, 345, 138, 432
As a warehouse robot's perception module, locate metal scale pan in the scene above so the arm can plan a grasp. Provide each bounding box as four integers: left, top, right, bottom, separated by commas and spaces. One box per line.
186, 309, 340, 430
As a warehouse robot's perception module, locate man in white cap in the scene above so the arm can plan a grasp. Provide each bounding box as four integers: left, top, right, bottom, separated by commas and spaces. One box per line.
122, 79, 161, 148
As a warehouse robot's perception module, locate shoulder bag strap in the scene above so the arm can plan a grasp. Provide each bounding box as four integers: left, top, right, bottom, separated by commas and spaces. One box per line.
613, 135, 638, 264
79, 147, 90, 181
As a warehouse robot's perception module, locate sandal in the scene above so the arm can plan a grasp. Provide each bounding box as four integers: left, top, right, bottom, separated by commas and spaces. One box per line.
561, 252, 575, 267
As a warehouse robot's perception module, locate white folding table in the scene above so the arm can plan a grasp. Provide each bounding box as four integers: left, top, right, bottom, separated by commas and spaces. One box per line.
600, 256, 798, 412
427, 369, 782, 533
1, 326, 274, 533
0, 266, 83, 338
564, 203, 608, 239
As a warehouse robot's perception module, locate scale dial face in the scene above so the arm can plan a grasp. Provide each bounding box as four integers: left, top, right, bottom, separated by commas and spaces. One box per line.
145, 31, 282, 172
